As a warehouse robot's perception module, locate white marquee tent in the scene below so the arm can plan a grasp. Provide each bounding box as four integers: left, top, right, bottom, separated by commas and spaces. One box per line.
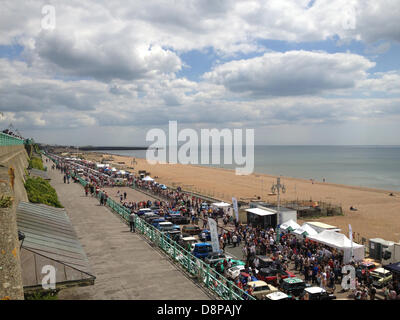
293, 224, 319, 238
142, 176, 154, 182
280, 219, 300, 231
211, 202, 231, 208
307, 230, 365, 264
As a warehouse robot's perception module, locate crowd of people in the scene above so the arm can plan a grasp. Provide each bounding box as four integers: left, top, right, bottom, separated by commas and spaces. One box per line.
47, 153, 400, 300
2, 128, 25, 140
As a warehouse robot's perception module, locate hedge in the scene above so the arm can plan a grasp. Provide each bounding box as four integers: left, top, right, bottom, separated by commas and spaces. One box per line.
29, 156, 45, 171
24, 177, 63, 208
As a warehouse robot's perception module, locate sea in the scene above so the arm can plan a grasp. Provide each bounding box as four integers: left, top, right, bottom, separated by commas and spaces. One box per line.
94, 145, 400, 191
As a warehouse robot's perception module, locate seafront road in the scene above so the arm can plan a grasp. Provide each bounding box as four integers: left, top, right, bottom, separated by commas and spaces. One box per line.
45, 159, 209, 300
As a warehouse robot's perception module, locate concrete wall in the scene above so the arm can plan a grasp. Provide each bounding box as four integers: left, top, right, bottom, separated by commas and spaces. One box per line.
0, 145, 29, 300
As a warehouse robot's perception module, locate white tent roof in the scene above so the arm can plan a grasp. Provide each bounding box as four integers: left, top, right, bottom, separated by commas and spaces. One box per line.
117, 170, 126, 175
280, 219, 300, 231
245, 208, 276, 216
142, 176, 154, 181
212, 202, 231, 207
293, 224, 319, 236
308, 230, 363, 248
307, 230, 365, 263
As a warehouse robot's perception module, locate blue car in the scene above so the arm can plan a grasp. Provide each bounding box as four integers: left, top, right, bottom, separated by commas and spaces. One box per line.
192, 242, 213, 259
151, 218, 166, 228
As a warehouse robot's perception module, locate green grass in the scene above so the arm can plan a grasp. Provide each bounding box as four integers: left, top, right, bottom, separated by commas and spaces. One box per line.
0, 195, 13, 208
25, 177, 63, 208
29, 156, 45, 171
25, 291, 58, 300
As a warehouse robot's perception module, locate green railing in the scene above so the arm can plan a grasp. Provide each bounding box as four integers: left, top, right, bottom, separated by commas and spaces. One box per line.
0, 132, 25, 146
67, 169, 254, 300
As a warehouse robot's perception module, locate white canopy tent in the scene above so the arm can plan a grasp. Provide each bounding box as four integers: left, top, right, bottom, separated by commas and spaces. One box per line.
307, 230, 365, 264
211, 202, 231, 208
293, 224, 319, 238
280, 219, 300, 231
142, 176, 154, 182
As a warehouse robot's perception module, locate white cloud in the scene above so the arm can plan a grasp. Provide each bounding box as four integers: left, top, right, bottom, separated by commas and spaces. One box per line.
203, 51, 375, 96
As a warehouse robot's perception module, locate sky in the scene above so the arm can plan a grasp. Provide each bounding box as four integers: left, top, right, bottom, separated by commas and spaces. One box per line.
0, 0, 400, 146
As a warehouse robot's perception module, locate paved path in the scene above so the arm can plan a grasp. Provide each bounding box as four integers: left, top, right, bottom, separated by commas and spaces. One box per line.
45, 160, 209, 300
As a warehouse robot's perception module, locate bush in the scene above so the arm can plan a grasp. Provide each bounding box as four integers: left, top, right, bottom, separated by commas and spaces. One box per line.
25, 177, 63, 208
29, 156, 45, 171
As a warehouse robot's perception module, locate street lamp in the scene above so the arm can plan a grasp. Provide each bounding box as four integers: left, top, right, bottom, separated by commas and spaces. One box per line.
271, 177, 286, 226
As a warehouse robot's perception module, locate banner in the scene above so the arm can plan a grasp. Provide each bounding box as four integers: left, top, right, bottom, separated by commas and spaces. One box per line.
349, 224, 353, 258
232, 197, 239, 222
208, 218, 220, 253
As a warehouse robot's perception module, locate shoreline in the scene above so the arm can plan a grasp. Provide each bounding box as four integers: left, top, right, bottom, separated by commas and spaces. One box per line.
91, 150, 398, 194
78, 150, 400, 242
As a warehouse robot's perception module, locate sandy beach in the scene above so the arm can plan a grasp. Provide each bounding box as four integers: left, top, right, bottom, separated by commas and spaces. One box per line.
82, 151, 400, 242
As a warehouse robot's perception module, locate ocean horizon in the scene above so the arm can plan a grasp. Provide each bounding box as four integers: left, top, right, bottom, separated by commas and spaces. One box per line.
93, 145, 400, 191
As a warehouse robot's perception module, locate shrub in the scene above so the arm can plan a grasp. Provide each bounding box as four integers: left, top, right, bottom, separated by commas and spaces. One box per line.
25, 177, 63, 208
29, 156, 45, 171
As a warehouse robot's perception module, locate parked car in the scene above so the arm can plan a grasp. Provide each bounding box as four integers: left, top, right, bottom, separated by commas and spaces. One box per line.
143, 213, 160, 223
213, 259, 246, 273
178, 236, 198, 251
151, 218, 166, 228
226, 265, 246, 280
255, 255, 274, 269
166, 214, 190, 225
192, 242, 213, 259
166, 230, 181, 242
370, 268, 392, 288
356, 261, 379, 279
136, 208, 153, 216
301, 287, 336, 300
204, 251, 232, 265
247, 280, 279, 300
156, 221, 174, 232
265, 291, 291, 301
256, 267, 296, 286
280, 277, 309, 297
182, 224, 202, 236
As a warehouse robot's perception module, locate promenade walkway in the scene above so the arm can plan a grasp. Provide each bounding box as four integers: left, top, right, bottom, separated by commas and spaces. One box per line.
45, 161, 209, 300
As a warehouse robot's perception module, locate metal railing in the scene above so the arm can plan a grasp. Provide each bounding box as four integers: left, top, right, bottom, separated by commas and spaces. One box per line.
0, 132, 25, 146
68, 170, 254, 300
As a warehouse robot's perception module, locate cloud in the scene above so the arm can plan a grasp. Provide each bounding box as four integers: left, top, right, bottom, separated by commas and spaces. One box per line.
203, 51, 375, 97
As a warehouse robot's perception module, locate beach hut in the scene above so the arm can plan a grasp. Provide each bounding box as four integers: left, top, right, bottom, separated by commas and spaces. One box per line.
307, 230, 365, 263
279, 219, 300, 232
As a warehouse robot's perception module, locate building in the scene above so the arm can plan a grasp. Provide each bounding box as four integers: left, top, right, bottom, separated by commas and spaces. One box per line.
249, 201, 297, 225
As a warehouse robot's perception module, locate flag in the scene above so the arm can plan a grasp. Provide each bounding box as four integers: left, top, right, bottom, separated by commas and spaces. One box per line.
232, 197, 239, 222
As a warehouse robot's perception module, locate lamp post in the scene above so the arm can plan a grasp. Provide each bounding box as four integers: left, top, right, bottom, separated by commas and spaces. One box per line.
271, 177, 286, 225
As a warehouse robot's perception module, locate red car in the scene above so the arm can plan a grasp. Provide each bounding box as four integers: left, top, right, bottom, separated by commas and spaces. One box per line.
356, 261, 379, 278
256, 268, 296, 286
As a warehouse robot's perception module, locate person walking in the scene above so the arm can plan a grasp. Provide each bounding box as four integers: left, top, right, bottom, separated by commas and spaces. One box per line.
129, 212, 136, 233
63, 175, 67, 184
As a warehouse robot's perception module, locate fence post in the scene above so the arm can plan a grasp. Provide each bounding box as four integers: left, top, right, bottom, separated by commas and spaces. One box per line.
206, 264, 210, 288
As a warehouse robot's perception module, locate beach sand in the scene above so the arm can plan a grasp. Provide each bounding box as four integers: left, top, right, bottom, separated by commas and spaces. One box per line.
82, 152, 400, 242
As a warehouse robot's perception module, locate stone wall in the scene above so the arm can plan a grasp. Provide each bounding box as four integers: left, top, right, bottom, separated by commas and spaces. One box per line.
0, 145, 29, 300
